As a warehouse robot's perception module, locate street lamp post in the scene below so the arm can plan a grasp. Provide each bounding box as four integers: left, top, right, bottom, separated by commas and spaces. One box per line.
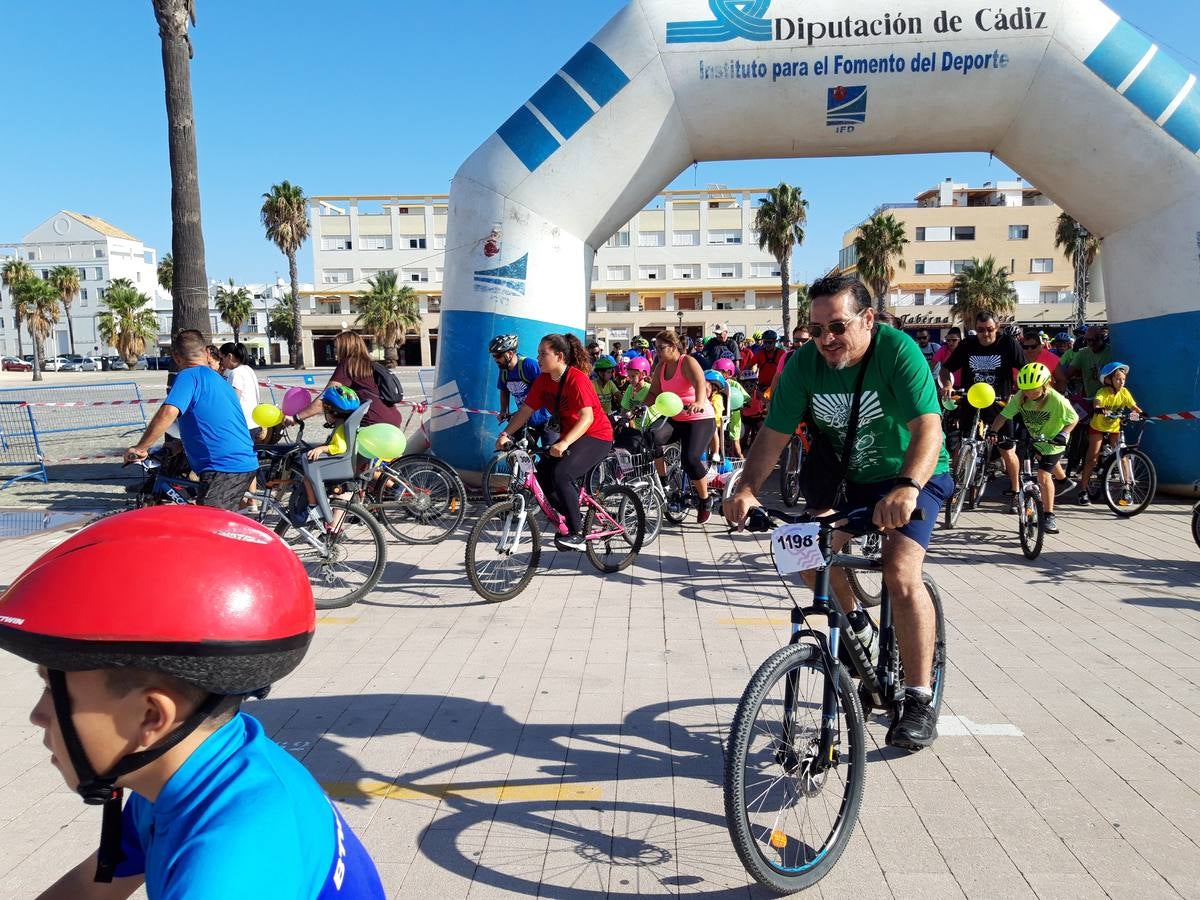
676, 310, 684, 336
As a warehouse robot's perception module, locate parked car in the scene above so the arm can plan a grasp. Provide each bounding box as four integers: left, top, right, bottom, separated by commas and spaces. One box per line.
1, 356, 32, 372
108, 357, 129, 371
42, 357, 69, 372
62, 355, 98, 372
132, 356, 150, 370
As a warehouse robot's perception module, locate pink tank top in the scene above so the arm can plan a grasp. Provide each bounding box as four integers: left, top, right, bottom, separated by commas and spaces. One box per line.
660, 359, 714, 422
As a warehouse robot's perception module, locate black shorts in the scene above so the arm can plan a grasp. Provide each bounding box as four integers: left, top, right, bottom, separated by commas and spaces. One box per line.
197, 470, 256, 511
1035, 450, 1065, 473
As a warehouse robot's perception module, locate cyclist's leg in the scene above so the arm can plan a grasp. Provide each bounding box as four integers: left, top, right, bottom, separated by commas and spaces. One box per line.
1037, 451, 1063, 512
679, 419, 715, 501
551, 436, 610, 534
988, 409, 1019, 491
1077, 429, 1105, 485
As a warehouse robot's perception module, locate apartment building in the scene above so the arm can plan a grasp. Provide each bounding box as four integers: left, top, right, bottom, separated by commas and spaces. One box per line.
307, 187, 804, 366
838, 179, 1105, 332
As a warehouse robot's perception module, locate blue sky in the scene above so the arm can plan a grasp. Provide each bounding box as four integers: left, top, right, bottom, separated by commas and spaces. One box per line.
1, 0, 1196, 286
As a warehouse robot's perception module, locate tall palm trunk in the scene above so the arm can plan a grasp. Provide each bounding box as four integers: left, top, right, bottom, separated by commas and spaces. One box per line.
779, 255, 792, 340
154, 0, 209, 337
288, 249, 304, 368
29, 325, 43, 383
14, 313, 23, 358
65, 308, 76, 356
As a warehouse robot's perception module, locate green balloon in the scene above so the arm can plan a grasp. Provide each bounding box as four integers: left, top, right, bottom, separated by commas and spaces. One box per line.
653, 391, 684, 418
356, 423, 407, 461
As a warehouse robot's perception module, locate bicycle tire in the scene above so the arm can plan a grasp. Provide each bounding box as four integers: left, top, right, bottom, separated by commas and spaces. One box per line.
482, 452, 514, 504
372, 454, 467, 545
583, 485, 645, 573
276, 498, 387, 610
1101, 448, 1156, 518
780, 438, 802, 508
968, 447, 989, 510
1019, 493, 1044, 560
662, 466, 690, 526
724, 642, 866, 894
843, 533, 883, 609
944, 452, 974, 529
631, 483, 664, 546
465, 498, 541, 602
1192, 504, 1200, 550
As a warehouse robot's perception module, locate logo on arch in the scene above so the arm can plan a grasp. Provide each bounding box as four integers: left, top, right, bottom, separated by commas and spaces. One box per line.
827, 85, 868, 131
667, 0, 773, 44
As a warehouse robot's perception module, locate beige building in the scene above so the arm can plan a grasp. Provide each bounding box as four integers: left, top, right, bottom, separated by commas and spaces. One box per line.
838, 179, 1105, 333
305, 187, 804, 366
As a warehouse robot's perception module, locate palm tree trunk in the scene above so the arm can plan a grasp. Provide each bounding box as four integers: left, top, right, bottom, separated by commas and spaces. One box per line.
14, 314, 22, 358
779, 259, 791, 342
233, 325, 240, 346
288, 250, 304, 369
30, 326, 42, 382
65, 306, 76, 355
154, 0, 209, 338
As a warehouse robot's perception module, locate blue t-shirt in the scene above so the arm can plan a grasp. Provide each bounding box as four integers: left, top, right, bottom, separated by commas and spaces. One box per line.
115, 713, 384, 899
164, 366, 258, 473
497, 356, 550, 425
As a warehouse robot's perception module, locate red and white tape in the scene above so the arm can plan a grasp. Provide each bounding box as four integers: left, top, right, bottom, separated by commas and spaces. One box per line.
19, 398, 164, 409
1147, 410, 1200, 422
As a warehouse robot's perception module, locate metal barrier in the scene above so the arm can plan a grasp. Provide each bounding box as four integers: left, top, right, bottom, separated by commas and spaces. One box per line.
0, 381, 150, 436
0, 402, 48, 487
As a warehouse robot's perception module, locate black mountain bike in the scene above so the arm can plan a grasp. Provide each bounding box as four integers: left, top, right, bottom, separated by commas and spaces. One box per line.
724, 506, 946, 894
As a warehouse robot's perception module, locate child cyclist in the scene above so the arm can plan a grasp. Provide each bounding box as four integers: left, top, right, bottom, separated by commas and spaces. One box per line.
0, 506, 385, 898
988, 362, 1078, 534
592, 355, 621, 415
620, 355, 660, 429
713, 357, 748, 458
292, 384, 361, 525
704, 369, 730, 461
1077, 361, 1142, 506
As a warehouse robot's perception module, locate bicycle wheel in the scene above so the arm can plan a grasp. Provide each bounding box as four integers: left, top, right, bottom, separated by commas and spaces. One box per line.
943, 452, 974, 529
967, 448, 989, 509
631, 482, 664, 546
1018, 492, 1044, 560
662, 465, 690, 526
1101, 449, 1156, 517
465, 498, 541, 601
923, 577, 949, 720
780, 438, 802, 508
482, 452, 514, 504
1192, 503, 1200, 550
276, 498, 387, 609
843, 533, 883, 609
724, 643, 866, 894
587, 457, 620, 496
372, 455, 467, 544
583, 485, 645, 573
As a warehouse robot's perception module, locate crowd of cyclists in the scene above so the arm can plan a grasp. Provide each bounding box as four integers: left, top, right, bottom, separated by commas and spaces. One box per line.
0, 269, 1157, 897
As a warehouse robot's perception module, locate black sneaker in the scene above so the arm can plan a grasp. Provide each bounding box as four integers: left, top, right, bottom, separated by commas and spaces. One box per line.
1056, 477, 1077, 497
886, 690, 938, 751
696, 496, 712, 525
1042, 512, 1059, 534
554, 531, 586, 552
1076, 492, 1091, 506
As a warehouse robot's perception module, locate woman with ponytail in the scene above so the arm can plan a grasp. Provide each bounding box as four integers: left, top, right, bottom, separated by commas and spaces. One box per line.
496, 332, 612, 551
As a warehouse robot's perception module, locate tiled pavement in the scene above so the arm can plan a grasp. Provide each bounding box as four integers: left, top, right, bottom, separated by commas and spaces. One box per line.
0, 495, 1198, 898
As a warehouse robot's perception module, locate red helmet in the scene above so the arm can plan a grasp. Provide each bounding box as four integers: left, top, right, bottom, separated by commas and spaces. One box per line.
0, 505, 315, 695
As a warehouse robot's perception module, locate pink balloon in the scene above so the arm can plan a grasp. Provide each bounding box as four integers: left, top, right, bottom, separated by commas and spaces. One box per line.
281, 387, 312, 417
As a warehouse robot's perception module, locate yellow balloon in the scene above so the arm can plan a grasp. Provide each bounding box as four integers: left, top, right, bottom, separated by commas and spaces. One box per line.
252, 403, 284, 428
966, 382, 997, 410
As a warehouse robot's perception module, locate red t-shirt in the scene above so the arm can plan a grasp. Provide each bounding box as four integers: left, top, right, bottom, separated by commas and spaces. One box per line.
524, 367, 613, 442
752, 347, 785, 387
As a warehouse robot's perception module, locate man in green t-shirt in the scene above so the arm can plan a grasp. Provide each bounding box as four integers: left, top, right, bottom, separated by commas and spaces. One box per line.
725, 274, 952, 751
1066, 326, 1114, 400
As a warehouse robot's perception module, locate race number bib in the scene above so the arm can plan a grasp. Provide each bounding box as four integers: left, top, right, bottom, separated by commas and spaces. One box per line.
771, 523, 824, 575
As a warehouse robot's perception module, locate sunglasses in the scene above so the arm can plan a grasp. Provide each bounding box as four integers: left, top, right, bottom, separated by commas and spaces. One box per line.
808, 309, 865, 339
975, 327, 997, 335
1022, 343, 1040, 350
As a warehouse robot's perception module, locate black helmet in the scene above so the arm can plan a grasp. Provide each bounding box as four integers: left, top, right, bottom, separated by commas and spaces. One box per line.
762, 329, 778, 342
489, 334, 518, 354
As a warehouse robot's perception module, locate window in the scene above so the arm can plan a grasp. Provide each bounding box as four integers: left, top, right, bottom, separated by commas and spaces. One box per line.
952, 259, 972, 274
915, 260, 953, 276
1030, 258, 1054, 273
952, 226, 975, 240
76, 267, 86, 280
607, 231, 630, 248
638, 231, 665, 247
428, 296, 441, 312
1040, 290, 1062, 303
715, 297, 734, 310
751, 262, 781, 278
709, 263, 741, 279
639, 265, 665, 281
403, 268, 429, 283
27, 251, 36, 261
95, 268, 105, 281
1008, 225, 1029, 240
606, 265, 631, 281
435, 267, 444, 282
915, 261, 924, 275
321, 237, 352, 251
95, 247, 104, 259
98, 288, 105, 299
81, 289, 88, 301
915, 227, 926, 241
41, 269, 50, 280
708, 229, 742, 245
674, 264, 700, 280
321, 269, 353, 285
672, 230, 699, 246
404, 237, 427, 249
136, 272, 141, 282
360, 236, 392, 251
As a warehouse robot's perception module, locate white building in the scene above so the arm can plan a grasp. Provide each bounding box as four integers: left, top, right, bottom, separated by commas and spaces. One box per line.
201, 278, 313, 365
306, 186, 803, 365
0, 211, 166, 358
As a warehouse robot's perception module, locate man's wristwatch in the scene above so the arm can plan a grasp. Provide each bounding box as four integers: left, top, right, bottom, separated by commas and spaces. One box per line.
894, 476, 923, 493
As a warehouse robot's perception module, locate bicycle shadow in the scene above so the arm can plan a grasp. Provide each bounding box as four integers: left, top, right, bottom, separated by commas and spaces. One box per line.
248, 691, 760, 896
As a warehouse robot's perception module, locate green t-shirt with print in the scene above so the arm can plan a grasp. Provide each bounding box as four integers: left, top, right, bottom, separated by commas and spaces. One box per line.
1000, 387, 1079, 455
620, 383, 660, 429
766, 324, 950, 484
1069, 345, 1113, 398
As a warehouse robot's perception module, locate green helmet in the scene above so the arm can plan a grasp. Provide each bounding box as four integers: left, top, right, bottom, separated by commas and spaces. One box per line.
1016, 362, 1051, 391
593, 354, 616, 371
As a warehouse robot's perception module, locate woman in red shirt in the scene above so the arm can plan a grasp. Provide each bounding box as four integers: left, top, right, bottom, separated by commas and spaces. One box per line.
498, 333, 613, 551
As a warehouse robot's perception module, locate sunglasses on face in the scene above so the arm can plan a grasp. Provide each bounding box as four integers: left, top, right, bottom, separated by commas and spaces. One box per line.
1022, 343, 1040, 350
809, 309, 865, 339
975, 327, 997, 335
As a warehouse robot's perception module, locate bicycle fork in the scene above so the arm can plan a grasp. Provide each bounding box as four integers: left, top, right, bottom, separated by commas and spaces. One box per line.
500, 495, 529, 554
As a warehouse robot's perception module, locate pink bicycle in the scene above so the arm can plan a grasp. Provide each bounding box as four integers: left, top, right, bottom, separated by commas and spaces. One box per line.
465, 445, 646, 601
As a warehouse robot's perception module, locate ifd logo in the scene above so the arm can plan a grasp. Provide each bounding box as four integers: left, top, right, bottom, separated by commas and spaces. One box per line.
827, 85, 867, 132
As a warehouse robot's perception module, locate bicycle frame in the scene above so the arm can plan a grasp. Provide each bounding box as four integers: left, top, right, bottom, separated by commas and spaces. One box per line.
506, 449, 627, 541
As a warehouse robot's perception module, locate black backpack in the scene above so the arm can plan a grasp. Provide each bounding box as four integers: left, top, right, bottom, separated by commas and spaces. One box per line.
372, 361, 404, 406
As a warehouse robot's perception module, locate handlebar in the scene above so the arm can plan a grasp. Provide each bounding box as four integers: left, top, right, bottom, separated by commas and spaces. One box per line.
745, 505, 926, 537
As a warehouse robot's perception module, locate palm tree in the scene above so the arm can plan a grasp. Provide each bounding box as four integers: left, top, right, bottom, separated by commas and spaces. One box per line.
950, 257, 1018, 328
2, 258, 34, 358
853, 212, 909, 312
98, 283, 160, 366
356, 272, 421, 366
12, 278, 61, 381
214, 278, 253, 344
1054, 213, 1102, 328
267, 293, 295, 344
48, 265, 81, 355
151, 0, 209, 336
754, 183, 808, 340
157, 252, 173, 293
261, 181, 309, 368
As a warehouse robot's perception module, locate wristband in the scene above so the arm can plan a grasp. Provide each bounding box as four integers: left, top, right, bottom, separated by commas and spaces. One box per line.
894, 476, 923, 493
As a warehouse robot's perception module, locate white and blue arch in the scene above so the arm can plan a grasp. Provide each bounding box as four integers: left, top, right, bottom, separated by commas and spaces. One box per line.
435, 0, 1200, 489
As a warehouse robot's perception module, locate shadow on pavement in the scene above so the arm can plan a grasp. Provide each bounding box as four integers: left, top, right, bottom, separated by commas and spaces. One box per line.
1123, 596, 1200, 613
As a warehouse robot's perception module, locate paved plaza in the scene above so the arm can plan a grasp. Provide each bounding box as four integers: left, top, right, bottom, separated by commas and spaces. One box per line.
0, 494, 1197, 898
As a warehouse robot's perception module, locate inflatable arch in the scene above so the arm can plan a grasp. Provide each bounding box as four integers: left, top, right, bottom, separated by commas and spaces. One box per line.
434, 0, 1199, 489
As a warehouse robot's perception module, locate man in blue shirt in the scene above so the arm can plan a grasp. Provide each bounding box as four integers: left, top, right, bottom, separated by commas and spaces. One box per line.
125, 330, 258, 510
490, 333, 550, 431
